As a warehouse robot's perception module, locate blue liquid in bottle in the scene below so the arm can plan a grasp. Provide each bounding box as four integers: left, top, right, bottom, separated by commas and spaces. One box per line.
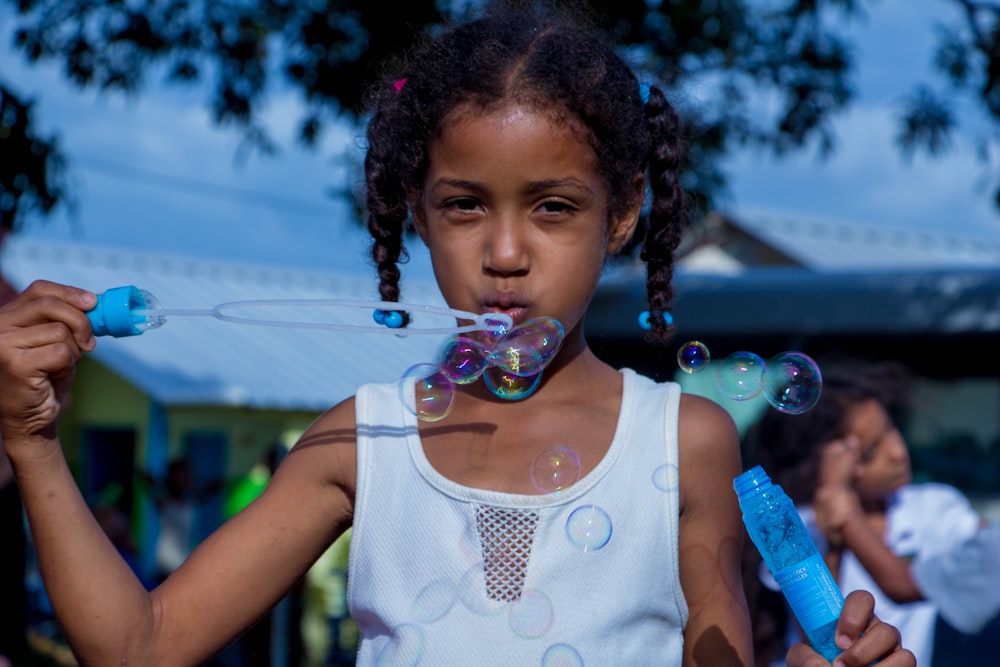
734, 465, 844, 662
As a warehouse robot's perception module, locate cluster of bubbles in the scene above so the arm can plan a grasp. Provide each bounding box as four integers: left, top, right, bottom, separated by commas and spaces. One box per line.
675, 341, 822, 415
397, 315, 588, 496
398, 316, 565, 420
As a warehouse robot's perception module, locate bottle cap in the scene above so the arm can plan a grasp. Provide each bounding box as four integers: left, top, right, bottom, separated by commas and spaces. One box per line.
87, 285, 148, 337
733, 465, 773, 497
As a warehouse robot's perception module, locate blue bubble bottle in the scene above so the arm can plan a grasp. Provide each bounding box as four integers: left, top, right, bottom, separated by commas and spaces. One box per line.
734, 465, 844, 662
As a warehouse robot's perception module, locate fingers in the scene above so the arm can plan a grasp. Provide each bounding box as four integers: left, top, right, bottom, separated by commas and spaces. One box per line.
786, 642, 833, 667
0, 281, 96, 443
0, 281, 97, 352
829, 591, 916, 667
835, 590, 876, 642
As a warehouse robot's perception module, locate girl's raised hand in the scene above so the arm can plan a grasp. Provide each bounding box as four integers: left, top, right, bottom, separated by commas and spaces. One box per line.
0, 280, 96, 451
786, 590, 916, 667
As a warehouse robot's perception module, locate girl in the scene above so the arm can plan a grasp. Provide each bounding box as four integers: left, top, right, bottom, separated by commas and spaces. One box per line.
746, 355, 979, 666
0, 5, 913, 667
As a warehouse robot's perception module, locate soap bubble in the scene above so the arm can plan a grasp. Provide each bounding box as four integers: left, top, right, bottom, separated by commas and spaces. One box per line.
542, 644, 584, 667
410, 579, 457, 623
508, 589, 554, 638
652, 464, 679, 493
531, 446, 581, 493
373, 623, 425, 667
438, 336, 491, 384
483, 366, 541, 400
565, 504, 612, 552
399, 363, 455, 421
716, 351, 765, 401
507, 318, 564, 366
489, 342, 544, 377
677, 341, 710, 374
762, 352, 823, 414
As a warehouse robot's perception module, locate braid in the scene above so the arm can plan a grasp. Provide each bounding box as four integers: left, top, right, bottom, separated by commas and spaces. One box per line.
640, 84, 688, 345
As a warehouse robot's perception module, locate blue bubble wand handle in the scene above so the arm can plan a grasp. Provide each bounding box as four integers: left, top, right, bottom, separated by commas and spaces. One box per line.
734, 465, 844, 662
86, 285, 513, 338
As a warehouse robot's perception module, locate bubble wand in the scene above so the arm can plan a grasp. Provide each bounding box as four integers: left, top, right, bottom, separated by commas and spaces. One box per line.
86, 285, 513, 338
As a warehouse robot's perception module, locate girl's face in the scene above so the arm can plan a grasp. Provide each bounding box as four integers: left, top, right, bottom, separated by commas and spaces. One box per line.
413, 103, 641, 346
844, 397, 912, 501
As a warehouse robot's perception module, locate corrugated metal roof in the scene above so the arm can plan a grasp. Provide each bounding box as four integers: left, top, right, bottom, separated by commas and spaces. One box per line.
726, 214, 1000, 271
590, 264, 1000, 338
1, 239, 452, 411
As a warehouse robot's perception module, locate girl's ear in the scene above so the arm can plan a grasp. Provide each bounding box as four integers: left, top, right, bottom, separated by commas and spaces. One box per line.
606, 173, 645, 254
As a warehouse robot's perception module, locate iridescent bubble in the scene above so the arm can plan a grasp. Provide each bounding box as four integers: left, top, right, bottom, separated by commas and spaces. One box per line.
531, 446, 581, 493
652, 463, 679, 492
489, 342, 544, 377
399, 363, 455, 422
542, 644, 585, 667
456, 564, 506, 617
410, 579, 457, 623
715, 351, 765, 401
508, 589, 554, 638
470, 316, 509, 348
438, 336, 491, 384
565, 504, 612, 552
483, 366, 542, 400
677, 341, 710, 374
374, 623, 425, 667
762, 351, 823, 414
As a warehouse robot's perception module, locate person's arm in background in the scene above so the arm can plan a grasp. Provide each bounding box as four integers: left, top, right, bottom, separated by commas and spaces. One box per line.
910, 520, 1000, 635
813, 437, 923, 603
786, 590, 915, 667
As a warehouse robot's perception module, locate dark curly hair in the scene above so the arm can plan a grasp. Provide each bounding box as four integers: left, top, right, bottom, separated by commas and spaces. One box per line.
362, 2, 687, 342
745, 353, 913, 505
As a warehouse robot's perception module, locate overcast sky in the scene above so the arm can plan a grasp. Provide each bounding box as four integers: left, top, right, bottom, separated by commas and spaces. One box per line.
2, 0, 996, 282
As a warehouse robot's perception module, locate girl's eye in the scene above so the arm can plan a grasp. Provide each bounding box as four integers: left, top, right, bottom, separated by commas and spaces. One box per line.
538, 199, 576, 214
444, 197, 480, 212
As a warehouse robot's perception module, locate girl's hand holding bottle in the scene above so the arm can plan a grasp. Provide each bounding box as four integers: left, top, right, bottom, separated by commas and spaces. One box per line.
786, 590, 916, 667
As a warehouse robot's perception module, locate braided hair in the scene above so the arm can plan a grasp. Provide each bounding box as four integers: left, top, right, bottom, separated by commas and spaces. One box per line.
363, 3, 688, 342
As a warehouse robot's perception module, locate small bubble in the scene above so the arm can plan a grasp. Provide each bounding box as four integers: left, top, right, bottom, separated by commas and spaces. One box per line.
438, 336, 491, 384
762, 351, 823, 414
652, 464, 679, 492
483, 366, 541, 400
410, 579, 457, 623
508, 589, 554, 638
541, 644, 584, 667
531, 446, 581, 493
374, 623, 425, 667
565, 504, 612, 552
456, 564, 506, 617
716, 351, 765, 401
399, 363, 455, 422
677, 341, 710, 373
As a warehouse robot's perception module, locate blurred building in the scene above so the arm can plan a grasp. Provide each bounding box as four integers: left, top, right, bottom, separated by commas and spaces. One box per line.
1, 238, 449, 665
588, 212, 1000, 509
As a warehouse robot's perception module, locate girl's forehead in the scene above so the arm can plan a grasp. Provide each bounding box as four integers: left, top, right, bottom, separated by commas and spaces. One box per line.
438, 101, 584, 140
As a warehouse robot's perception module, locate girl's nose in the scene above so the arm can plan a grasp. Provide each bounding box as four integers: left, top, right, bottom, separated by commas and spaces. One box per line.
886, 429, 910, 461
484, 217, 529, 276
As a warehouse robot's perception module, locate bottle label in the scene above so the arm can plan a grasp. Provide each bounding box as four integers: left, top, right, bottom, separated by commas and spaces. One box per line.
774, 553, 844, 632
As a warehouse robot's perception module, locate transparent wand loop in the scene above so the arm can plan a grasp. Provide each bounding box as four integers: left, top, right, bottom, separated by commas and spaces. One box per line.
135, 299, 510, 335
87, 285, 513, 338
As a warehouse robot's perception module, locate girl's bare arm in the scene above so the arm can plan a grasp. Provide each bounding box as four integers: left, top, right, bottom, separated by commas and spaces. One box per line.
0, 281, 356, 666
677, 394, 754, 667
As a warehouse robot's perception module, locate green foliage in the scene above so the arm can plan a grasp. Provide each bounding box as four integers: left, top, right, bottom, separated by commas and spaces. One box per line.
0, 0, 997, 235
0, 83, 70, 232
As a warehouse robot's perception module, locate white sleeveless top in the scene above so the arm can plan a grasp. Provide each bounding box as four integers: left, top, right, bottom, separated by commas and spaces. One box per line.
349, 368, 688, 666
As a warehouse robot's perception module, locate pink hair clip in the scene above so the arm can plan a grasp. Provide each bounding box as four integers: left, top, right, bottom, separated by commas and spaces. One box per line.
393, 78, 407, 93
